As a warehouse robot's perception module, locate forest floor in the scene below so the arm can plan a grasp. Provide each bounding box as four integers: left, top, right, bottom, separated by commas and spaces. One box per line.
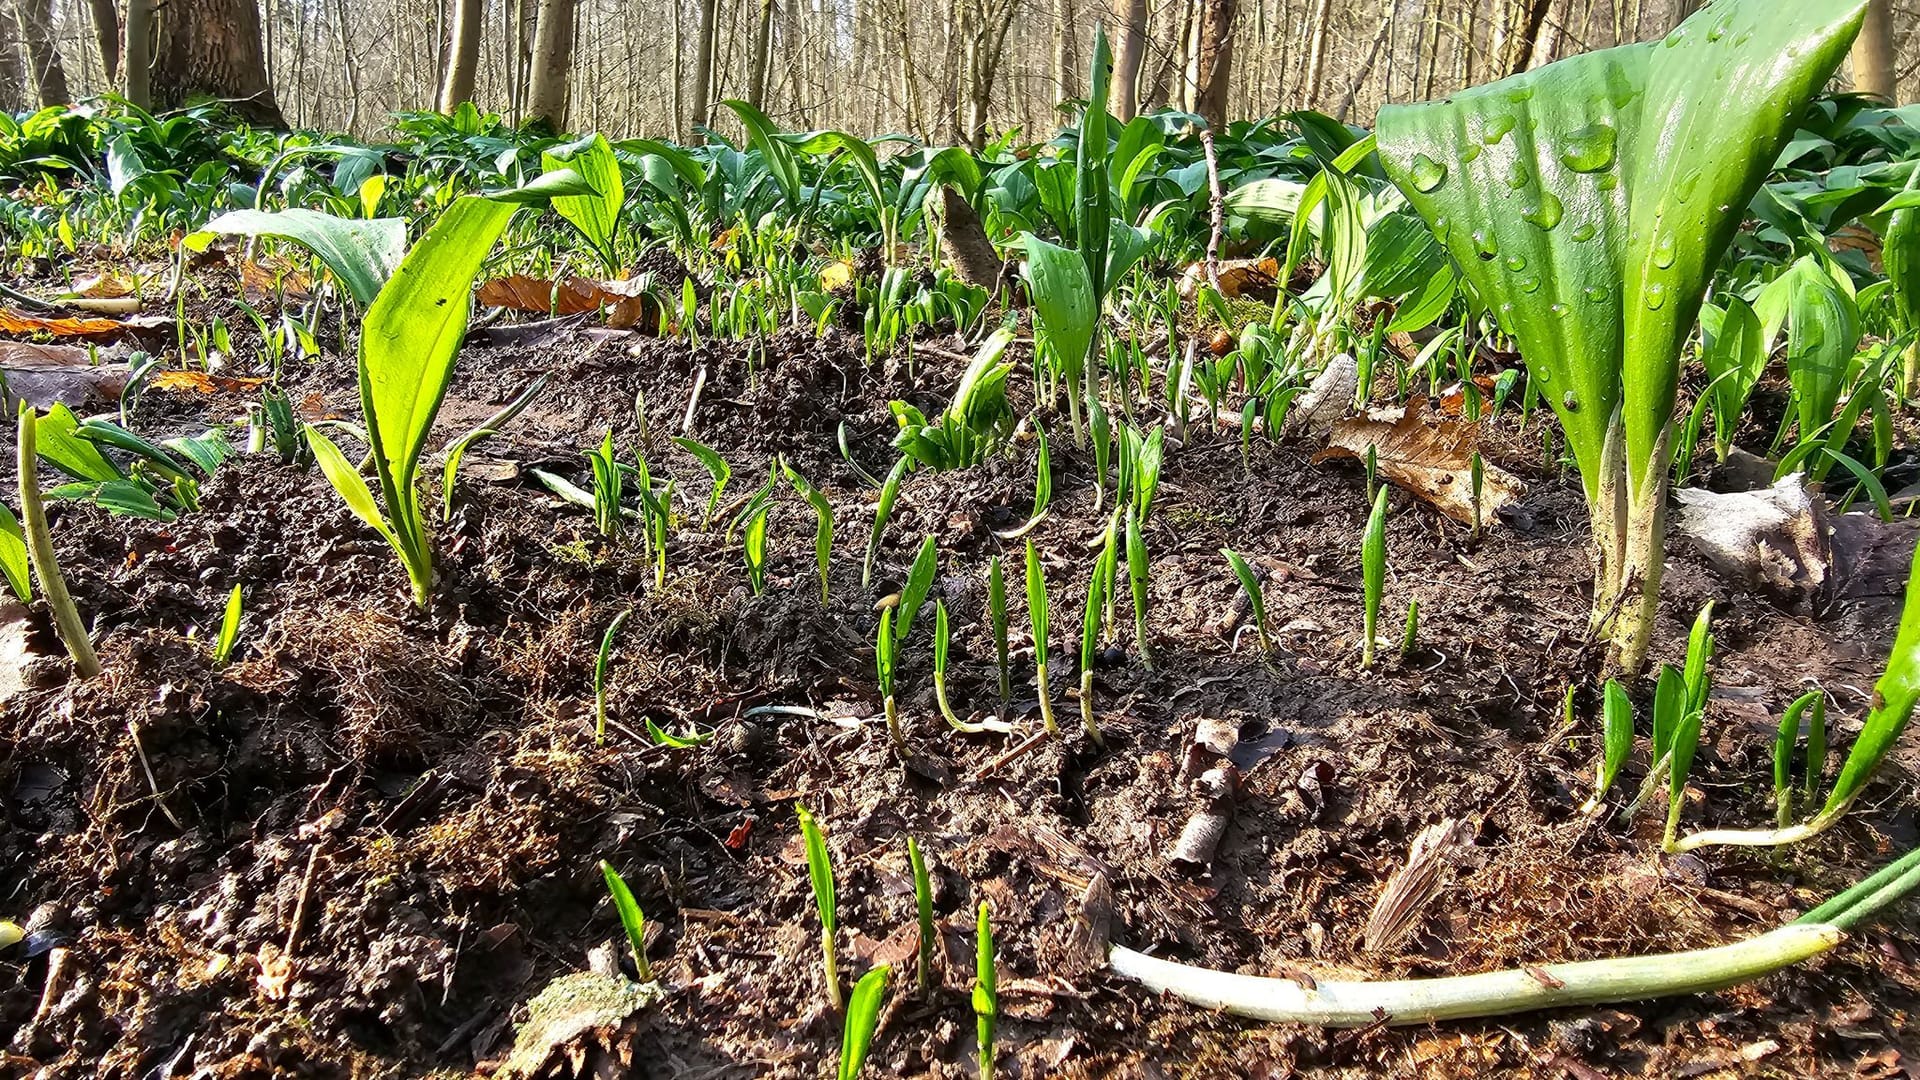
1, 261, 1918, 1078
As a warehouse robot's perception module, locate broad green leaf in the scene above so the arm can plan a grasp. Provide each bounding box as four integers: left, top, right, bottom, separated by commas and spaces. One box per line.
1700, 298, 1767, 460
35, 403, 121, 482
1884, 171, 1920, 334
185, 208, 406, 307
894, 535, 938, 645
798, 804, 836, 933
599, 860, 654, 981
1378, 0, 1869, 501
723, 100, 804, 209
1781, 255, 1860, 441
1597, 678, 1633, 800
1076, 26, 1114, 302
1021, 235, 1096, 381
542, 134, 625, 268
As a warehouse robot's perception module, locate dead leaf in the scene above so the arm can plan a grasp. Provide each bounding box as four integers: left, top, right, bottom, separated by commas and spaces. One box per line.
0, 309, 125, 337
147, 369, 268, 394
1180, 256, 1280, 299
68, 271, 140, 298
240, 260, 314, 301
818, 260, 854, 291
1316, 399, 1526, 525
0, 341, 129, 408
476, 275, 660, 330
255, 940, 296, 1000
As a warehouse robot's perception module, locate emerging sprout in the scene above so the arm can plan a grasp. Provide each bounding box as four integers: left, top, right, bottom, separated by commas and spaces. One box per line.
1773, 690, 1828, 829
1126, 508, 1152, 668
587, 429, 623, 540
1400, 598, 1419, 660
16, 404, 99, 677
1025, 540, 1056, 735
598, 859, 655, 982
782, 457, 833, 604
877, 607, 902, 748
594, 608, 631, 746
671, 436, 730, 530
973, 901, 999, 1080
1581, 679, 1632, 815
1221, 547, 1270, 656
1361, 485, 1389, 668
839, 964, 891, 1080
908, 838, 935, 995
743, 507, 770, 595
213, 584, 244, 666
798, 804, 842, 1009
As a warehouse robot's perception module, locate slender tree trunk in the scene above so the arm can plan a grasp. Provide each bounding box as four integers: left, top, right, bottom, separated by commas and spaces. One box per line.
86, 0, 119, 82
1110, 0, 1146, 120
1302, 0, 1333, 106
1669, 0, 1703, 31
1506, 0, 1552, 76
1192, 0, 1235, 131
14, 0, 68, 106
746, 0, 773, 109
1335, 0, 1390, 121
438, 0, 481, 111
690, 0, 716, 129
1053, 0, 1073, 103
525, 0, 576, 128
150, 0, 282, 125
1853, 0, 1895, 101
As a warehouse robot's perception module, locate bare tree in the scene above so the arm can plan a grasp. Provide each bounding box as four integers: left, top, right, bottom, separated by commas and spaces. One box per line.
151, 0, 283, 125
525, 0, 576, 128
1192, 0, 1235, 130
1854, 0, 1896, 100
438, 0, 481, 112
122, 0, 149, 106
746, 0, 773, 109
85, 0, 118, 82
690, 0, 717, 131
1302, 0, 1333, 105
13, 0, 68, 106
1109, 0, 1146, 120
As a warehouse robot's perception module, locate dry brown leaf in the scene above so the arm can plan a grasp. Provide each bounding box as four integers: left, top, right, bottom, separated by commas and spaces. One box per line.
0, 340, 129, 407
68, 271, 140, 298
147, 369, 268, 394
240, 260, 314, 301
0, 341, 90, 366
1316, 399, 1525, 525
1179, 256, 1280, 299
476, 275, 659, 330
0, 309, 124, 337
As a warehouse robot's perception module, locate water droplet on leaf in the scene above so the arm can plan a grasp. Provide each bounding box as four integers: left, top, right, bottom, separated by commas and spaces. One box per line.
1484, 115, 1516, 144
1410, 154, 1447, 192
1559, 123, 1617, 173
1522, 191, 1564, 230
1646, 282, 1668, 310
1572, 222, 1597, 242
1504, 255, 1527, 272
1654, 234, 1677, 269
1584, 285, 1610, 303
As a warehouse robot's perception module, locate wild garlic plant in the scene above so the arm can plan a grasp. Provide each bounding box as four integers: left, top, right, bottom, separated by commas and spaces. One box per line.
797, 803, 842, 1009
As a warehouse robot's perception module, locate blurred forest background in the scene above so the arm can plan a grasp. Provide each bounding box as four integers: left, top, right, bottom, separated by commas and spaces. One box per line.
0, 0, 1910, 139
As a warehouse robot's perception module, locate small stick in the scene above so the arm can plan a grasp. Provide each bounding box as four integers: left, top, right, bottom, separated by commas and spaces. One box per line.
128, 720, 183, 830
681, 363, 708, 434
971, 728, 1049, 782
285, 840, 325, 956
1201, 127, 1226, 299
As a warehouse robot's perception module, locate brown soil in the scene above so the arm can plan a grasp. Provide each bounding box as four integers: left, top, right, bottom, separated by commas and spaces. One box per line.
2, 298, 1918, 1079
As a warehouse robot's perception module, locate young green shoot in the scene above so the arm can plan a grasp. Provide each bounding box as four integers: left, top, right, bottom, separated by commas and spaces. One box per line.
973, 901, 999, 1080
599, 859, 655, 982
782, 457, 834, 603
16, 404, 99, 677
1126, 507, 1152, 668
1400, 598, 1419, 660
1581, 679, 1633, 815
673, 436, 730, 530
863, 458, 908, 588
908, 837, 935, 995
1662, 708, 1705, 852
933, 600, 996, 734
877, 606, 902, 748
894, 536, 938, 644
1079, 525, 1115, 749
839, 964, 891, 1080
213, 584, 243, 665
744, 507, 770, 595
1361, 485, 1389, 668
989, 554, 1012, 707
1026, 540, 1056, 735
1221, 547, 1271, 656
594, 608, 631, 746
994, 422, 1052, 539
798, 803, 843, 1009
1469, 451, 1485, 542
587, 429, 624, 540
1773, 690, 1827, 829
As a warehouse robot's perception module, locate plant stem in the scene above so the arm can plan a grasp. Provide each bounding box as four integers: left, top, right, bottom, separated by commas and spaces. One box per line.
1079, 669, 1105, 748
884, 694, 903, 749
1109, 924, 1841, 1026
822, 926, 844, 1010
16, 405, 100, 678
1036, 663, 1057, 735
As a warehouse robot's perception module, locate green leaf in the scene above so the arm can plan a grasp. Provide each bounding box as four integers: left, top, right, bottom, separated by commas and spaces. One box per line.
1781, 255, 1860, 442
839, 964, 892, 1080
0, 503, 27, 601
798, 804, 836, 933
1700, 298, 1767, 460
673, 436, 731, 530
1651, 663, 1685, 765
185, 208, 406, 307
542, 134, 625, 269
1076, 26, 1113, 302
1596, 678, 1633, 801
723, 100, 804, 210
214, 583, 243, 665
1377, 0, 1869, 501
35, 403, 121, 482
894, 535, 939, 645
1021, 235, 1096, 384
306, 425, 396, 544
1025, 540, 1049, 666
1823, 541, 1920, 817
599, 860, 654, 982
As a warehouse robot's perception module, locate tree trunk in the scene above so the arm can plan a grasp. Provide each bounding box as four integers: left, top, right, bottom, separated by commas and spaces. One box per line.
1334, 0, 1390, 122
1521, 0, 1561, 72
1110, 0, 1146, 120
150, 0, 282, 125
1505, 0, 1552, 77
86, 0, 118, 83
1192, 0, 1235, 131
1053, 0, 1074, 104
1302, 0, 1333, 106
437, 0, 480, 112
1853, 0, 1895, 102
1669, 0, 1703, 31
525, 0, 575, 129
746, 0, 773, 110
691, 0, 716, 129
14, 0, 68, 106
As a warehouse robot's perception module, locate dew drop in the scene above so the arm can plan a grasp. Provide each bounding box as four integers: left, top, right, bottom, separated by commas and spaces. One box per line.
1563, 391, 1581, 412
1597, 174, 1619, 192
1645, 282, 1668, 310
1409, 154, 1447, 193
1519, 276, 1542, 294
1522, 191, 1565, 230
1506, 161, 1532, 189
1537, 367, 1553, 384
1484, 114, 1516, 145
1707, 16, 1731, 42
1461, 142, 1483, 164
1559, 122, 1617, 173
1472, 229, 1496, 259
1550, 302, 1570, 317
1572, 222, 1597, 242
1653, 234, 1677, 269
1504, 254, 1527, 272
1584, 285, 1610, 303
1675, 168, 1703, 203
